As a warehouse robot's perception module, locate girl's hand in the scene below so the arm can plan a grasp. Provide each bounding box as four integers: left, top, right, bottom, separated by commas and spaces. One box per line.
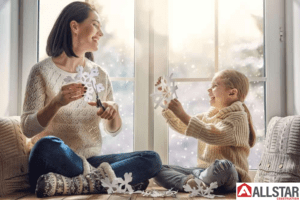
168, 99, 191, 125
53, 83, 86, 107
88, 101, 119, 120
155, 76, 169, 92
168, 99, 185, 118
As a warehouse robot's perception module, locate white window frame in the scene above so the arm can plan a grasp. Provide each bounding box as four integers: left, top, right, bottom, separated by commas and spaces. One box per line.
20, 0, 286, 165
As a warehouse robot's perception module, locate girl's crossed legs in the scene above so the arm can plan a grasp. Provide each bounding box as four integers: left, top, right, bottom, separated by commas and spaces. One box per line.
154, 160, 240, 193
28, 136, 162, 190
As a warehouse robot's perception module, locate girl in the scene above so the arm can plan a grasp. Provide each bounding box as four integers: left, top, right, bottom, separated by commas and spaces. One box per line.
22, 2, 162, 197
154, 69, 256, 193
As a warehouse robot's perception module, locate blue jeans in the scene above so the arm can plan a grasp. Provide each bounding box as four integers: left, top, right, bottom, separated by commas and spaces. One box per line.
154, 160, 240, 193
28, 136, 162, 190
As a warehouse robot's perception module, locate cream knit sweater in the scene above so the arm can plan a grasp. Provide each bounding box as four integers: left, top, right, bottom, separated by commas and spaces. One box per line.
21, 57, 121, 174
162, 101, 252, 182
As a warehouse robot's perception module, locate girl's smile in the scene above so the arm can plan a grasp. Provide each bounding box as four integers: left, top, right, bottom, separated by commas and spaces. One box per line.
208, 76, 238, 109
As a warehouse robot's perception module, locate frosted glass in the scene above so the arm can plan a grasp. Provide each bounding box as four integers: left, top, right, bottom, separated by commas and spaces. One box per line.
92, 0, 134, 78
101, 81, 134, 154
169, 0, 215, 78
169, 82, 211, 168
246, 82, 265, 169
219, 0, 264, 77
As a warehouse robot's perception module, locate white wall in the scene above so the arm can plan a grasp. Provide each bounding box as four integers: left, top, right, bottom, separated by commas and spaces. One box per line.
286, 0, 300, 115
0, 0, 19, 117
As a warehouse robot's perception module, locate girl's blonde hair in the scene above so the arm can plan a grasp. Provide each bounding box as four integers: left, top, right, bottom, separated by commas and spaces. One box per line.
216, 69, 256, 147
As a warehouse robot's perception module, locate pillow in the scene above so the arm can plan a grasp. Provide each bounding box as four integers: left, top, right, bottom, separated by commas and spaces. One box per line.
0, 116, 31, 196
254, 115, 300, 182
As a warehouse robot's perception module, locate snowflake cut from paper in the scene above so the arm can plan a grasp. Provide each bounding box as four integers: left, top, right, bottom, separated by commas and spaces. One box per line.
141, 189, 178, 198
101, 172, 134, 194
183, 179, 225, 198
150, 73, 178, 109
101, 172, 178, 198
63, 66, 105, 102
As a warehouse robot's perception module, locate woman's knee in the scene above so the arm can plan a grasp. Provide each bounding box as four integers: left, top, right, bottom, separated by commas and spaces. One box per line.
29, 136, 64, 160
142, 151, 162, 174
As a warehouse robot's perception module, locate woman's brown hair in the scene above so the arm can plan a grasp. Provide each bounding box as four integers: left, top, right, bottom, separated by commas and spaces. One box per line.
217, 69, 256, 147
46, 1, 96, 61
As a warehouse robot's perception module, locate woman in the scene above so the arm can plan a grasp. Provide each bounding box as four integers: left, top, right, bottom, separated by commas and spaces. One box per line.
21, 1, 162, 197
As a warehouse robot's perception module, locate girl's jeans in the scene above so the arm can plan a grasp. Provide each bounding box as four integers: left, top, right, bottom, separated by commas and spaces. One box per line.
28, 136, 162, 190
154, 160, 240, 193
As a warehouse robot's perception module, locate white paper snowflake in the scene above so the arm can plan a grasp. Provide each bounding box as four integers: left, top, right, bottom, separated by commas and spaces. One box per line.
183, 180, 224, 198
63, 65, 105, 102
141, 189, 178, 198
101, 172, 134, 194
151, 73, 178, 109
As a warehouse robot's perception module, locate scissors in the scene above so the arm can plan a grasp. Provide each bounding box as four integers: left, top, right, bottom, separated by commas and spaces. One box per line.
92, 81, 106, 111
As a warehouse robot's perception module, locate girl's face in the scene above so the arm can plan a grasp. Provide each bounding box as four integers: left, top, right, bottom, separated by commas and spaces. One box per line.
74, 11, 103, 52
207, 76, 237, 109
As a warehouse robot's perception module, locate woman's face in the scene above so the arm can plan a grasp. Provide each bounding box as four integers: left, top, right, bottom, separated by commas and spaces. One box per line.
74, 11, 103, 52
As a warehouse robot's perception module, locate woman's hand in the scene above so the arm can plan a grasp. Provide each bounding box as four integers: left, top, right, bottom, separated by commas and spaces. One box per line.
88, 101, 118, 120
53, 83, 86, 107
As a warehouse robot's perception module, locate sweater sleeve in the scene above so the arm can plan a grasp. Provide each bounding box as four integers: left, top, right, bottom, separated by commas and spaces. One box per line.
185, 115, 237, 146
162, 109, 187, 134
103, 72, 122, 136
162, 109, 206, 134
21, 66, 46, 138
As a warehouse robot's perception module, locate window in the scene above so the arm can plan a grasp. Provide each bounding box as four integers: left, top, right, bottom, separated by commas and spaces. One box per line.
22, 0, 285, 170
87, 0, 134, 154
167, 0, 265, 169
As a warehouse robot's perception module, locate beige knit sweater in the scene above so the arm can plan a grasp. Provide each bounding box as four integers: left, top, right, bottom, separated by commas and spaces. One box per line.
21, 57, 122, 174
162, 101, 252, 182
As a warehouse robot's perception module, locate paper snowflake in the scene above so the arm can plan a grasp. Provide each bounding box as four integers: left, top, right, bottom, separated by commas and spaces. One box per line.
63, 65, 105, 102
151, 73, 178, 109
183, 180, 224, 198
141, 189, 177, 198
101, 172, 134, 194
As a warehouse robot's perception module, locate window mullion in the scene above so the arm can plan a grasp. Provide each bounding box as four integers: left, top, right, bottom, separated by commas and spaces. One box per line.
153, 0, 169, 164
265, 0, 286, 123
134, 0, 151, 151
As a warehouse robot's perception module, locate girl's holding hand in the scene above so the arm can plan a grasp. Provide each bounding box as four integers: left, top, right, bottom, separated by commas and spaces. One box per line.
154, 69, 256, 193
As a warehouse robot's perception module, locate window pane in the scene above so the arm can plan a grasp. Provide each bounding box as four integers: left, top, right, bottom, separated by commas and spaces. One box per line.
168, 0, 265, 170
246, 81, 265, 169
92, 0, 134, 78
219, 0, 264, 77
169, 82, 211, 167
92, 0, 134, 154
101, 81, 134, 154
39, 0, 84, 61
169, 0, 215, 78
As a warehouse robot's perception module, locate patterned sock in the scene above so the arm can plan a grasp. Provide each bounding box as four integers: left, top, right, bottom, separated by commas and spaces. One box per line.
35, 162, 116, 197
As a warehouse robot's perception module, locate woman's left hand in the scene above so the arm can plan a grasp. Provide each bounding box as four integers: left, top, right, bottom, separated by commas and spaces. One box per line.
88, 101, 119, 120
